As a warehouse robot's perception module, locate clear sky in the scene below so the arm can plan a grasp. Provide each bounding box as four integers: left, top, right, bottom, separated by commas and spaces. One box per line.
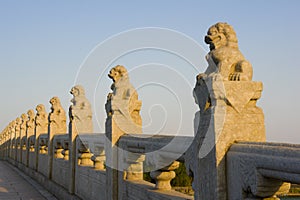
0, 1, 299, 143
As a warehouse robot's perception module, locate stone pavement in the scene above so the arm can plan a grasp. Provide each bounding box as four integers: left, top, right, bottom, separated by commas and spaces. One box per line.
0, 160, 57, 200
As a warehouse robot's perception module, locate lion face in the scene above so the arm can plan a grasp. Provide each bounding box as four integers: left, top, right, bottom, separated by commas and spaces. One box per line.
108, 65, 128, 83
21, 113, 27, 121
205, 26, 227, 50
36, 104, 46, 115
27, 109, 34, 118
204, 22, 238, 51
50, 97, 61, 109
70, 85, 85, 97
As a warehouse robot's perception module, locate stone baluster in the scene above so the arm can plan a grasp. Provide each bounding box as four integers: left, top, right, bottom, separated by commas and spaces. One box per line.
78, 142, 93, 167
39, 138, 47, 154
63, 141, 69, 160
150, 161, 179, 190
123, 152, 145, 181
92, 148, 105, 170
54, 139, 64, 159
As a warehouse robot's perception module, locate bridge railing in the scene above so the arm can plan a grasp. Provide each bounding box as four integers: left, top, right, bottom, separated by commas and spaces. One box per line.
227, 142, 300, 199
0, 59, 300, 200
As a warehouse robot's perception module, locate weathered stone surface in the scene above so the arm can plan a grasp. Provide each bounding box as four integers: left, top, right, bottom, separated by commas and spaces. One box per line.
105, 65, 142, 200
150, 161, 180, 190
26, 109, 35, 151
49, 97, 67, 134
105, 65, 142, 143
204, 22, 253, 81
15, 117, 21, 147
69, 85, 93, 133
48, 96, 67, 179
35, 104, 48, 134
227, 143, 297, 199
20, 113, 27, 150
26, 110, 35, 137
185, 22, 266, 200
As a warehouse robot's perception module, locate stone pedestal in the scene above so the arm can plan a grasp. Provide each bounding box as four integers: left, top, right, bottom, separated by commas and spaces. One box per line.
124, 152, 145, 181
187, 75, 266, 200
150, 161, 180, 190
92, 150, 106, 170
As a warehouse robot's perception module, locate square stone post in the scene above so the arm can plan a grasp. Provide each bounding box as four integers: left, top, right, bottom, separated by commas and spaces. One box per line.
14, 117, 21, 161
105, 65, 142, 200
188, 77, 266, 200
68, 120, 77, 194
47, 97, 67, 179
25, 109, 35, 167
68, 85, 93, 194
34, 104, 48, 171
185, 22, 266, 200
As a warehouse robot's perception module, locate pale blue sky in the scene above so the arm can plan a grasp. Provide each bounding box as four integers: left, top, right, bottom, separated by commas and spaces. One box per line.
0, 1, 299, 143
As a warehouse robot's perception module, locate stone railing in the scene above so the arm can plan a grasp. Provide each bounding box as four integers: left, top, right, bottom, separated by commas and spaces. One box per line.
1, 22, 300, 200
227, 142, 300, 199
0, 65, 194, 200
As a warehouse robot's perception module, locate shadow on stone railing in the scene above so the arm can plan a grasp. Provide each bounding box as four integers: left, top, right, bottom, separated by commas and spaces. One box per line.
227, 142, 300, 199
74, 134, 107, 200
118, 134, 193, 200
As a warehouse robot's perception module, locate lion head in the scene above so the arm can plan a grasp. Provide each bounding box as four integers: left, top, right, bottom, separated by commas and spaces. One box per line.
205, 22, 238, 51
70, 85, 85, 97
36, 104, 46, 115
27, 109, 35, 119
203, 22, 253, 81
50, 96, 62, 110
108, 65, 128, 83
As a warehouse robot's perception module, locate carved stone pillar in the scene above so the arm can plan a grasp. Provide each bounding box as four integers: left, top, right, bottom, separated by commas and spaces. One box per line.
35, 104, 48, 170
105, 65, 142, 200
48, 96, 67, 179
25, 109, 35, 166
9, 121, 16, 159
19, 113, 27, 163
68, 85, 93, 193
185, 22, 266, 200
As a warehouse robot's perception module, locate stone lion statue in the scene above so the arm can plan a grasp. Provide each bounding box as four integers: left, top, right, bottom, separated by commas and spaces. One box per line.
35, 104, 48, 134
203, 22, 253, 81
49, 97, 67, 134
69, 85, 93, 133
106, 65, 142, 129
26, 109, 35, 136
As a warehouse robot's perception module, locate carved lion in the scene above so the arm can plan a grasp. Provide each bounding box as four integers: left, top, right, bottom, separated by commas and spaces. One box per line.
106, 65, 142, 127
49, 97, 67, 133
69, 85, 93, 133
203, 22, 253, 81
35, 104, 48, 129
